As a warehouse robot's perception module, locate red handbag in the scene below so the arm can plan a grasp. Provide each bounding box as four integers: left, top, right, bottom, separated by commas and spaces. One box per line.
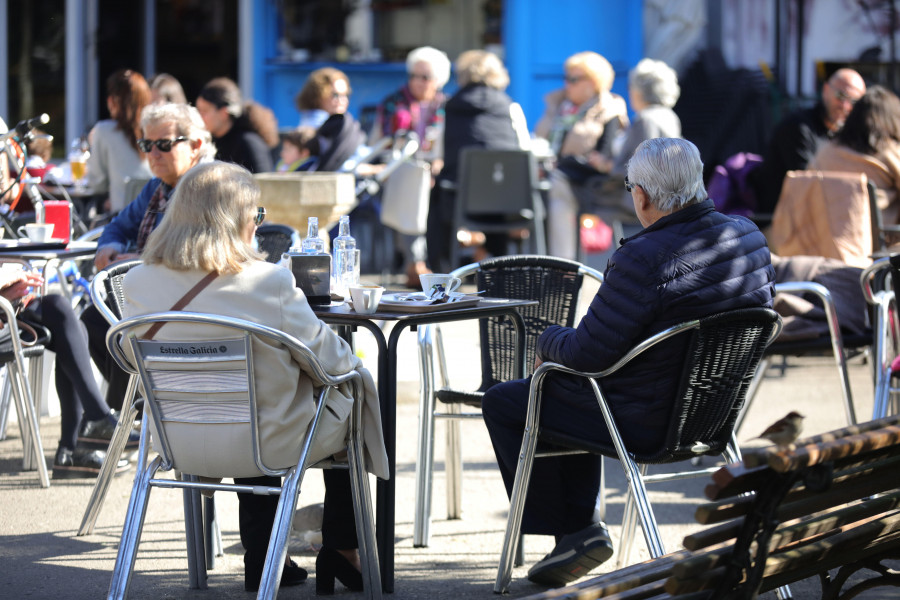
579, 214, 613, 254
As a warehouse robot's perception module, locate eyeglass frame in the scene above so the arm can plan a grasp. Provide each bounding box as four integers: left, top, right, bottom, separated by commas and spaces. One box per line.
408, 73, 433, 82
137, 136, 189, 153
564, 75, 585, 85
624, 175, 640, 193
832, 87, 860, 104
255, 206, 266, 226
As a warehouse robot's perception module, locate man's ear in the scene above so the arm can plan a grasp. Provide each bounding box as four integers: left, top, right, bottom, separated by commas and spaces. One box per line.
635, 186, 652, 212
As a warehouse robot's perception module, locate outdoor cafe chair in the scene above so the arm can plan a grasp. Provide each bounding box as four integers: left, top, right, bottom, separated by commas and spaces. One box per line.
413, 254, 603, 548
77, 258, 144, 536
493, 306, 782, 593
0, 289, 50, 487
862, 256, 900, 420
735, 281, 867, 434
104, 311, 382, 599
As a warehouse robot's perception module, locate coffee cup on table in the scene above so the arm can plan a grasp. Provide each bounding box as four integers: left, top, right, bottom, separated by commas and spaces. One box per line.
349, 284, 384, 315
17, 223, 55, 242
419, 273, 462, 296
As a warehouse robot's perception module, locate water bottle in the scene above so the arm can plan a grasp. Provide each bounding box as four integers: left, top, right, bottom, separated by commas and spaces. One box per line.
301, 217, 325, 254
332, 215, 358, 294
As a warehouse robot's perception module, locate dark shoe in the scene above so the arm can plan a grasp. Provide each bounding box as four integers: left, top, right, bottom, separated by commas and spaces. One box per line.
315, 547, 363, 595
52, 445, 131, 480
527, 522, 614, 587
244, 558, 308, 592
77, 411, 140, 451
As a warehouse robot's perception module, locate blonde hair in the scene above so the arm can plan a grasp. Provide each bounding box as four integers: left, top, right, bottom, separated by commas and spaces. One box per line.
456, 50, 510, 90
142, 161, 264, 274
565, 51, 614, 94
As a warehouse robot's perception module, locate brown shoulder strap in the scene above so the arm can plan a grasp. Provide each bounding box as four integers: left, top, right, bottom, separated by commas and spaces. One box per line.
142, 271, 219, 340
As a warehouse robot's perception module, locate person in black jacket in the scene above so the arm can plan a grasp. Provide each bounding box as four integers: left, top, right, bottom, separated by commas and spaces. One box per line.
427, 50, 521, 273
748, 68, 865, 213
482, 138, 775, 588
196, 77, 274, 173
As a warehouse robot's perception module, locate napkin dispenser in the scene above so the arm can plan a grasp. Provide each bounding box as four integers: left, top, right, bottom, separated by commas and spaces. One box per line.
286, 251, 332, 305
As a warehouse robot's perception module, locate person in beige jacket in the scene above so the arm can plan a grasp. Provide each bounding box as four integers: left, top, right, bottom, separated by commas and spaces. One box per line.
122, 161, 387, 593
534, 51, 629, 259
810, 85, 900, 226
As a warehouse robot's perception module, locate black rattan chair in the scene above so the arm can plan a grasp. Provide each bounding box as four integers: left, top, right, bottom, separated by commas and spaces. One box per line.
493, 306, 782, 593
413, 255, 603, 547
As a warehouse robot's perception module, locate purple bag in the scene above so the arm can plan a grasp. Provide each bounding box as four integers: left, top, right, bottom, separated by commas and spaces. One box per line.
708, 152, 763, 216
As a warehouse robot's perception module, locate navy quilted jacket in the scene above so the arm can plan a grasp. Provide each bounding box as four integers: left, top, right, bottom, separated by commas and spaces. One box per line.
538, 199, 775, 445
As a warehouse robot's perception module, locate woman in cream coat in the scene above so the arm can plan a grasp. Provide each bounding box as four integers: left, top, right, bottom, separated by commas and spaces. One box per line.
122, 161, 387, 593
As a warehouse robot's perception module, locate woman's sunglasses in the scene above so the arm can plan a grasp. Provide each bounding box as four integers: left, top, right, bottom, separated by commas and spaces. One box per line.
137, 137, 189, 153
255, 206, 266, 226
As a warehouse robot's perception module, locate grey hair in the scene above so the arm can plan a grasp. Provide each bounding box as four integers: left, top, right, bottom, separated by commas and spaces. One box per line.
629, 58, 680, 108
141, 103, 217, 162
626, 138, 706, 212
407, 46, 451, 89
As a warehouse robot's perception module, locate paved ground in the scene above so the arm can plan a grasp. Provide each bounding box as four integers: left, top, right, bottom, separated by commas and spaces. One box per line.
0, 279, 896, 599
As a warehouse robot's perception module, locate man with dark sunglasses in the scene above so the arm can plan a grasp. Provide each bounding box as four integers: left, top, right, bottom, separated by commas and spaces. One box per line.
749, 68, 866, 214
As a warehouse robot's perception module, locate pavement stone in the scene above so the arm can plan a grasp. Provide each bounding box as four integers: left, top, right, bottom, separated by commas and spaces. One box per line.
1, 286, 897, 598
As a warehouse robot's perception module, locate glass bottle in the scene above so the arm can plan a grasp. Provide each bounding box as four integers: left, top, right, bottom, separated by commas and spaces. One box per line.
332, 215, 358, 293
301, 217, 325, 254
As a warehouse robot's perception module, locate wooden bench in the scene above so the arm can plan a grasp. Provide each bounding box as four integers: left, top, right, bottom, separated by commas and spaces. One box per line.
520, 415, 900, 600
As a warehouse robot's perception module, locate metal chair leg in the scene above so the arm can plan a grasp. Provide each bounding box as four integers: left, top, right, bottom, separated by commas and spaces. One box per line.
107, 453, 161, 599
413, 325, 436, 547
9, 355, 49, 486
445, 402, 463, 520
182, 476, 208, 590
0, 370, 12, 440
78, 376, 140, 535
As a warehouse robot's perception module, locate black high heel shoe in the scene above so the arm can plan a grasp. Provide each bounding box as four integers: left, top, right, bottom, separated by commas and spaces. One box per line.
315, 547, 364, 595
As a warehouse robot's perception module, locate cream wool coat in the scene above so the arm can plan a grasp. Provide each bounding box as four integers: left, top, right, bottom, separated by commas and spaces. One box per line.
122, 261, 389, 480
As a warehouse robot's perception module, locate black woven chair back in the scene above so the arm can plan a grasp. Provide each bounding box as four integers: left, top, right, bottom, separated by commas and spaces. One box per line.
475, 255, 585, 390
255, 224, 298, 264
540, 307, 780, 464
102, 259, 143, 321
658, 307, 780, 462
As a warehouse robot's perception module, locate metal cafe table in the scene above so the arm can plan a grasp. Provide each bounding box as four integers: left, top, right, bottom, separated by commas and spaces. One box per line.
313, 294, 537, 592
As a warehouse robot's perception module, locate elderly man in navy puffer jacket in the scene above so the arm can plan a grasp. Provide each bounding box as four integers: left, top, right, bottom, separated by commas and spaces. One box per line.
482, 137, 775, 588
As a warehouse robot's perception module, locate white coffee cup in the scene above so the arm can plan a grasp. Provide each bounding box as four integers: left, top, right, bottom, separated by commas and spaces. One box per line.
18, 223, 55, 242
420, 273, 461, 295
349, 284, 384, 315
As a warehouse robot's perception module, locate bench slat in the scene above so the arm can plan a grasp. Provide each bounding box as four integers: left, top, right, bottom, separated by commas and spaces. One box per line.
744, 425, 900, 472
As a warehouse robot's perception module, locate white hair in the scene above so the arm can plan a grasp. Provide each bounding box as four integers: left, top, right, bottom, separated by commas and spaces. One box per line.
629, 59, 680, 108
406, 46, 452, 89
141, 103, 216, 162
626, 138, 706, 212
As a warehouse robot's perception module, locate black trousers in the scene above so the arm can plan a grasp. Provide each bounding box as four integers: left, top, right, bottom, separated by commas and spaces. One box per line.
237, 469, 358, 569
80, 302, 131, 411
23, 295, 109, 450
481, 375, 605, 537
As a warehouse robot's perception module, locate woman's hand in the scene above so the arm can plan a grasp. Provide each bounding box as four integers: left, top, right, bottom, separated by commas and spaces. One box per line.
95, 247, 139, 270
587, 151, 612, 173
0, 270, 43, 301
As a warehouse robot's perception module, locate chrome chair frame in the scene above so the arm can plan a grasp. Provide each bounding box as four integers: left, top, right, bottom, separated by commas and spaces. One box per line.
862, 258, 900, 420
736, 281, 859, 434
493, 308, 782, 594
0, 293, 49, 487
104, 311, 381, 599
413, 257, 604, 547
77, 259, 144, 536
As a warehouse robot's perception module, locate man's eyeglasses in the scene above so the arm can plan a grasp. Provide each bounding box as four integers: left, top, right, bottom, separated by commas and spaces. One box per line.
624, 176, 639, 193
137, 137, 188, 153
409, 73, 433, 81
564, 75, 585, 84
331, 92, 350, 100
255, 206, 266, 226
832, 87, 859, 104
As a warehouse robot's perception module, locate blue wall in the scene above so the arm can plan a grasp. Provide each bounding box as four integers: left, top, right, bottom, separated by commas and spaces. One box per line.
504, 0, 644, 129
253, 1, 644, 133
